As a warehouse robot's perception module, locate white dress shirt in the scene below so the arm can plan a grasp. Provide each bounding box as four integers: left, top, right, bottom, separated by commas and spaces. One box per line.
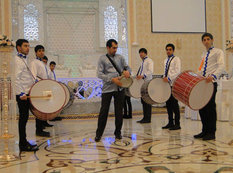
137, 57, 154, 81
198, 47, 225, 80
30, 58, 48, 80
164, 55, 181, 85
15, 54, 34, 95
48, 69, 57, 80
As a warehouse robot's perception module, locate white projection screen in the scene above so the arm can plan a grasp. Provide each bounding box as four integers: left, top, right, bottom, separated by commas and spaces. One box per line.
151, 0, 206, 33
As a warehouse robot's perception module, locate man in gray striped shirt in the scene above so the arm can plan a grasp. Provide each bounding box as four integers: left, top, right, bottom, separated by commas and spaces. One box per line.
95, 39, 131, 142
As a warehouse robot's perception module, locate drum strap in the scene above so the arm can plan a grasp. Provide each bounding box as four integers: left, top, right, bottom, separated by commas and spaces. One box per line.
136, 66, 141, 76
106, 54, 122, 76
165, 56, 175, 77
20, 57, 37, 82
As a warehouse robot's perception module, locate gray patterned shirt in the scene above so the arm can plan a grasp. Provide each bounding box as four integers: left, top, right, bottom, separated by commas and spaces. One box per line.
97, 53, 131, 93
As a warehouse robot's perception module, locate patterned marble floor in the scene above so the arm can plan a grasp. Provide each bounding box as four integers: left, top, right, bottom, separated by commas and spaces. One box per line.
0, 114, 233, 173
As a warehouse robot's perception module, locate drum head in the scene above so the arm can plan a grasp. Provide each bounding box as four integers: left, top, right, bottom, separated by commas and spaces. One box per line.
148, 78, 171, 103
30, 80, 66, 114
189, 80, 214, 110
120, 77, 133, 88
128, 78, 144, 98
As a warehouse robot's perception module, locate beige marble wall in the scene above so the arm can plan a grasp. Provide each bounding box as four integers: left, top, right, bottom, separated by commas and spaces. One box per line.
128, 0, 226, 74
0, 0, 12, 37
0, 1, 2, 34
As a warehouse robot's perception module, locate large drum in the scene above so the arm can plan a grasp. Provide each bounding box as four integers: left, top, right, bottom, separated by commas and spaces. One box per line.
29, 79, 66, 120
141, 77, 171, 104
172, 70, 214, 110
59, 82, 75, 110
125, 77, 144, 98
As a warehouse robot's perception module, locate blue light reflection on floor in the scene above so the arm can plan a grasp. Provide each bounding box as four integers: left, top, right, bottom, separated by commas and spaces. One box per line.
47, 140, 51, 146
131, 134, 137, 141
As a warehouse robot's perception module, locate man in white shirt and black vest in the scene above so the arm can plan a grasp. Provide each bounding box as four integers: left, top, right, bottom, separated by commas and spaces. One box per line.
194, 33, 224, 140
30, 45, 52, 137
136, 48, 154, 123
15, 39, 39, 151
162, 44, 181, 130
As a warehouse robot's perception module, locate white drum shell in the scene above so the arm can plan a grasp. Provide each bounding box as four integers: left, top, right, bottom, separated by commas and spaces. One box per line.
59, 82, 74, 110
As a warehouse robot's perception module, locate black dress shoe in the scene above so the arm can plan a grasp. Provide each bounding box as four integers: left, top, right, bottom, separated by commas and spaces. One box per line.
115, 134, 122, 140
44, 122, 53, 127
169, 125, 181, 130
203, 134, 215, 140
19, 143, 39, 152
162, 123, 174, 129
27, 142, 37, 147
50, 116, 62, 121
36, 130, 50, 137
140, 120, 151, 124
95, 136, 101, 142
193, 132, 205, 138
136, 119, 144, 123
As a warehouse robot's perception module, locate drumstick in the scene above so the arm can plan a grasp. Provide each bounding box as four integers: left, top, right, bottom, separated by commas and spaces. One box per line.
27, 94, 52, 99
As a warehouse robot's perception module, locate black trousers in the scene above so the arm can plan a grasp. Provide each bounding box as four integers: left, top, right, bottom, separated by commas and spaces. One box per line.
166, 94, 180, 125
36, 118, 45, 131
199, 82, 217, 135
141, 98, 152, 121
16, 95, 30, 145
96, 90, 125, 137
124, 96, 132, 117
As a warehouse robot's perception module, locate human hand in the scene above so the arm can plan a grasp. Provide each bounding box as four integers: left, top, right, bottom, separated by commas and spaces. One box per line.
112, 77, 123, 87
123, 70, 130, 78
20, 95, 27, 100
163, 77, 169, 82
136, 75, 143, 80
206, 76, 213, 83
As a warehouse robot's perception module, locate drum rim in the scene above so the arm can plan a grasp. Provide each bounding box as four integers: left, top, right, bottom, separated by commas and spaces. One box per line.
120, 76, 133, 88
29, 79, 67, 114
59, 82, 75, 110
59, 82, 71, 108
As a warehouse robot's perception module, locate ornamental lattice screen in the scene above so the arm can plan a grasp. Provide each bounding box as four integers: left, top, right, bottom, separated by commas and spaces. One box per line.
11, 0, 129, 78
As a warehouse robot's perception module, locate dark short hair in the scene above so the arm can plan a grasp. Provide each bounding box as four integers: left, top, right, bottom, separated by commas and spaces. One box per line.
139, 48, 147, 54
50, 61, 56, 66
202, 32, 213, 41
106, 39, 118, 48
165, 43, 175, 51
16, 39, 29, 51
43, 56, 48, 61
35, 45, 45, 52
